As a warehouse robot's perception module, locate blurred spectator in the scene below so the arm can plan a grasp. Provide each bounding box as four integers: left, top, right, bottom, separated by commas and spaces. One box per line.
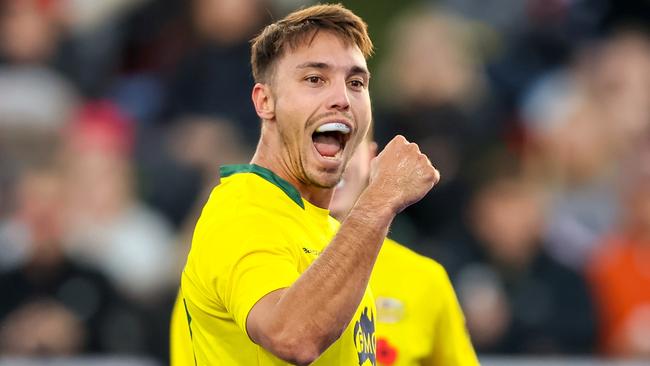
1, 0, 155, 97
521, 68, 620, 270
137, 115, 251, 230
471, 0, 607, 109
453, 175, 596, 354
373, 6, 493, 240
165, 0, 271, 146
521, 30, 650, 270
0, 0, 78, 136
0, 0, 62, 64
0, 165, 149, 355
0, 0, 78, 205
584, 30, 650, 158
587, 149, 650, 359
60, 101, 176, 305
132, 0, 272, 230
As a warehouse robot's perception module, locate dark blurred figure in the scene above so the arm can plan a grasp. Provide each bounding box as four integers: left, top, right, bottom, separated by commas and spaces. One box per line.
452, 174, 596, 354
373, 7, 495, 242
135, 0, 270, 228
0, 165, 149, 355
166, 0, 270, 146
452, 0, 607, 110
587, 148, 650, 359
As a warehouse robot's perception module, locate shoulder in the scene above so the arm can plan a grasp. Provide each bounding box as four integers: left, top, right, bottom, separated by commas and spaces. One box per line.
378, 239, 447, 278
373, 239, 452, 298
199, 172, 298, 228
372, 240, 458, 328
187, 172, 303, 271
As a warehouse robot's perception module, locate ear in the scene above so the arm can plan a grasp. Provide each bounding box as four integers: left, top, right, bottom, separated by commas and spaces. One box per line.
252, 83, 275, 121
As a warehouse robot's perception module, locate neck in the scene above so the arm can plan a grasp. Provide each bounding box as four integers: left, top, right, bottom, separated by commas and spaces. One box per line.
251, 131, 334, 209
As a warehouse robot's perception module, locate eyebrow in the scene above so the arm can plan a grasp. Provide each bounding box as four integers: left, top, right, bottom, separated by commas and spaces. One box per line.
296, 62, 371, 79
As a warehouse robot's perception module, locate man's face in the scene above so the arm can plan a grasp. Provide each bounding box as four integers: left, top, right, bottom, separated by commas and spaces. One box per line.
268, 31, 372, 189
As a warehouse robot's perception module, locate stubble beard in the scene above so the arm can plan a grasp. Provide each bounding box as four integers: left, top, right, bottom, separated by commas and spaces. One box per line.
276, 108, 351, 189
309, 170, 342, 189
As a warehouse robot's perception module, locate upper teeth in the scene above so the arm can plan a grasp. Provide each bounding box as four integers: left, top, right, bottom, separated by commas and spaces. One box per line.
316, 122, 351, 134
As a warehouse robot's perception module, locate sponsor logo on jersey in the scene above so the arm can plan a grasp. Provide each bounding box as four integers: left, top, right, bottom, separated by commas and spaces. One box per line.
353, 307, 376, 365
302, 247, 321, 256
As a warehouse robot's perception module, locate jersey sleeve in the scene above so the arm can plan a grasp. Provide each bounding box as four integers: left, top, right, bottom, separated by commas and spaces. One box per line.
197, 206, 300, 340
220, 236, 300, 334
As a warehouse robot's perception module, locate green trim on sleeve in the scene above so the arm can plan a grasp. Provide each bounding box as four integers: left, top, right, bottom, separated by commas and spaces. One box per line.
220, 164, 304, 209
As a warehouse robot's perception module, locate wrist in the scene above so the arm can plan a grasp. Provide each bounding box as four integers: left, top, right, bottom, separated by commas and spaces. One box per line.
353, 185, 398, 221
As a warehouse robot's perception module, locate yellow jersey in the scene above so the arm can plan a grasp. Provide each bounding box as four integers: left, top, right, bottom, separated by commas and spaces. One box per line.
371, 239, 479, 366
170, 291, 193, 365
175, 164, 377, 365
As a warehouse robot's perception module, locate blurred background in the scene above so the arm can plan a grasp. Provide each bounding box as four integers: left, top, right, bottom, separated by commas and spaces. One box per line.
0, 0, 649, 364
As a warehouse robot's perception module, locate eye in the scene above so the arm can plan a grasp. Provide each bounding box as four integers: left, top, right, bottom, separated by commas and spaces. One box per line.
305, 75, 324, 85
348, 79, 365, 90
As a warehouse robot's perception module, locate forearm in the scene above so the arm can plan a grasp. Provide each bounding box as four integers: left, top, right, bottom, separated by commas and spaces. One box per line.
288, 192, 391, 325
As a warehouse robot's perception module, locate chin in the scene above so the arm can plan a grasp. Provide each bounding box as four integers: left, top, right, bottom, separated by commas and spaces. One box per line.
315, 178, 340, 189
309, 171, 342, 189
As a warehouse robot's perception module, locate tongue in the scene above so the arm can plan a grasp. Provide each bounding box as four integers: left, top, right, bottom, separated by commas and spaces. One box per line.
313, 134, 341, 157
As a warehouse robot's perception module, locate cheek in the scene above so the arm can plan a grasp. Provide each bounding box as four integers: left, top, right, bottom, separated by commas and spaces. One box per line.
276, 116, 310, 158
354, 106, 372, 137
356, 92, 372, 110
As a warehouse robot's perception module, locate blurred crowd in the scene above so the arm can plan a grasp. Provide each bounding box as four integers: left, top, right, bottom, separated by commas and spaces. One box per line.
0, 0, 649, 363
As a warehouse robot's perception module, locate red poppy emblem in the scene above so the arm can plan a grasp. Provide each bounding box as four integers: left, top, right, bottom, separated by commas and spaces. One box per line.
376, 337, 398, 365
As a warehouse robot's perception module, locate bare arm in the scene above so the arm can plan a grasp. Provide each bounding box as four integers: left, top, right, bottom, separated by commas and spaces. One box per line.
247, 136, 439, 365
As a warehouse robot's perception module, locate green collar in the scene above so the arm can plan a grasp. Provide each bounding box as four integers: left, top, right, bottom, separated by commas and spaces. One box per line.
220, 164, 304, 209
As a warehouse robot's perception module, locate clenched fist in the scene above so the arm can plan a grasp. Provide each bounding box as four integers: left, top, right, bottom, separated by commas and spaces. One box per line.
367, 135, 439, 214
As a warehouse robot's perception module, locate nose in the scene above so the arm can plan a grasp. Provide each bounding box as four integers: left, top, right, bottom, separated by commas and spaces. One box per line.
327, 78, 350, 111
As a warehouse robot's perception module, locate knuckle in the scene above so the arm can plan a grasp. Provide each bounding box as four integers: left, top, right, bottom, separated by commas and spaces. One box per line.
433, 169, 441, 183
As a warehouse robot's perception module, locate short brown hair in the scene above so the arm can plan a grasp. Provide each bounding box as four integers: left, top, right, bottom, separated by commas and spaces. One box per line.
250, 3, 373, 83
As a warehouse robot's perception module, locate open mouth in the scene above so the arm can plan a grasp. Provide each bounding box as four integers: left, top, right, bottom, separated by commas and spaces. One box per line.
312, 122, 351, 159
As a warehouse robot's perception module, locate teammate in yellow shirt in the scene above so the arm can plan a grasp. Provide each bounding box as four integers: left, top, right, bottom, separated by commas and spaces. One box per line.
329, 138, 479, 366
171, 4, 440, 365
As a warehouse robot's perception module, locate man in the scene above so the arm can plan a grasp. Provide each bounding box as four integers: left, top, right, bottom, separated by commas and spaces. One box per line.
329, 136, 479, 366
173, 4, 439, 366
